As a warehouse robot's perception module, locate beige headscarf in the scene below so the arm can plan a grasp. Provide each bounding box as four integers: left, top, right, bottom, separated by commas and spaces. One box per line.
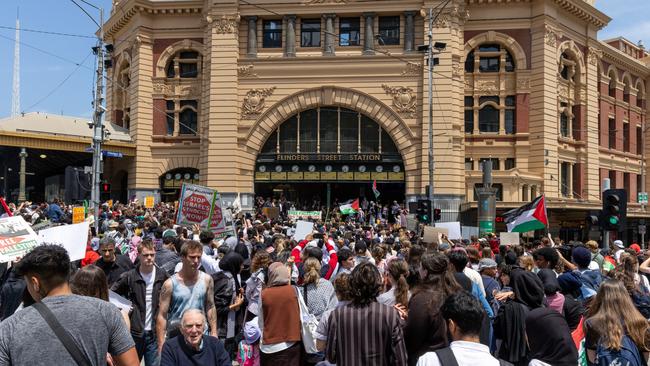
267, 262, 290, 287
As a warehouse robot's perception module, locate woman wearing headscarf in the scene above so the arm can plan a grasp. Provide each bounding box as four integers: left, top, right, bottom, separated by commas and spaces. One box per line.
212, 252, 245, 358
493, 267, 544, 366
258, 262, 302, 365
525, 307, 578, 366
404, 253, 461, 366
537, 268, 583, 331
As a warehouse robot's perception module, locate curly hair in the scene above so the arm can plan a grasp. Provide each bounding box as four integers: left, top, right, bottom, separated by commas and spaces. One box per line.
251, 250, 272, 273
333, 272, 353, 301
350, 262, 382, 307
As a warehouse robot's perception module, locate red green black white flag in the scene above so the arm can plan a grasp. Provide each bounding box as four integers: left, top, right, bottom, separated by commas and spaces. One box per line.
503, 195, 548, 233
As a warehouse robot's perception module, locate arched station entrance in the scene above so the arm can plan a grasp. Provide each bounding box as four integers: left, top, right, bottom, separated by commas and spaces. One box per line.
159, 168, 200, 202
254, 106, 405, 210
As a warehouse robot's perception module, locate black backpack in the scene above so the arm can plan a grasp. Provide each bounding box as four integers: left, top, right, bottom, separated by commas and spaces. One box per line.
434, 347, 513, 366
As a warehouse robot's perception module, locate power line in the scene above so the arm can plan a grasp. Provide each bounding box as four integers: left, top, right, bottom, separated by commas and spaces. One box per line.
0, 25, 95, 39
69, 0, 101, 29
0, 32, 90, 67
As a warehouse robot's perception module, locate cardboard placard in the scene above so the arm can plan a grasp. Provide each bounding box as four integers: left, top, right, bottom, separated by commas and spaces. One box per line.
38, 221, 90, 261
72, 207, 86, 224
293, 220, 314, 241
422, 226, 449, 244
0, 216, 40, 262
262, 207, 280, 220
500, 232, 520, 246
435, 222, 462, 240
144, 196, 155, 209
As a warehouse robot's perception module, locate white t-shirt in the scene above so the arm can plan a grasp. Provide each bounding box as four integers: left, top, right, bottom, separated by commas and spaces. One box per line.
416, 341, 500, 366
140, 267, 156, 331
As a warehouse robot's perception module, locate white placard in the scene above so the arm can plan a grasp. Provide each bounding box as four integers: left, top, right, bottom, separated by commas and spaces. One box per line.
38, 221, 90, 261
293, 220, 314, 241
500, 232, 520, 246
461, 226, 479, 241
435, 222, 462, 240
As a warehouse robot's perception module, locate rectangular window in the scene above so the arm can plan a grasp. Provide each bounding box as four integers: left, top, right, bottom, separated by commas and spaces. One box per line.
505, 158, 516, 170
360, 115, 379, 153
479, 106, 499, 133
637, 126, 643, 155
263, 20, 282, 48
340, 108, 359, 153
623, 122, 630, 152
609, 118, 616, 149
320, 107, 338, 153
378, 16, 400, 45
299, 109, 318, 153
165, 100, 175, 136
561, 162, 570, 197
609, 170, 617, 188
572, 105, 580, 141
339, 17, 360, 46
479, 56, 499, 72
465, 158, 473, 171
560, 113, 569, 137
301, 19, 321, 47
279, 115, 298, 152
479, 158, 499, 171
505, 110, 516, 134
624, 173, 631, 201
465, 96, 474, 133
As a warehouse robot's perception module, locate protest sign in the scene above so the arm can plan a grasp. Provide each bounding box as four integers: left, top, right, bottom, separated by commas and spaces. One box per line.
72, 207, 85, 224
461, 226, 479, 241
176, 183, 216, 228
500, 232, 521, 246
422, 226, 449, 244
294, 220, 314, 241
0, 216, 39, 262
144, 196, 155, 209
262, 207, 280, 220
38, 221, 89, 261
109, 290, 132, 312
288, 211, 321, 220
435, 222, 462, 240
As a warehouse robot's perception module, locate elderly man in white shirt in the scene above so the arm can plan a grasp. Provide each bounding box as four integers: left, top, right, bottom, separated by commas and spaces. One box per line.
417, 291, 503, 366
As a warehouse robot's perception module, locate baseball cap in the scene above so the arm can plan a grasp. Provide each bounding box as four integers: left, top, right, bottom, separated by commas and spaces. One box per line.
614, 240, 624, 249
162, 229, 177, 238
630, 243, 641, 254
478, 258, 497, 271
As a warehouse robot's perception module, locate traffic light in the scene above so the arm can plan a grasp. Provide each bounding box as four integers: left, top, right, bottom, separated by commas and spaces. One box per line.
602, 189, 627, 231
433, 208, 442, 222
101, 183, 111, 193
416, 199, 432, 224
586, 211, 600, 227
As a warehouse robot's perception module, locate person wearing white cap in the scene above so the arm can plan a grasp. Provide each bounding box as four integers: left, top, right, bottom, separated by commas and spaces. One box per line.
613, 240, 625, 263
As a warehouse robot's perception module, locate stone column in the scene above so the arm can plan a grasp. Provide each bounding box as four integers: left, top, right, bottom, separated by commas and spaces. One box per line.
404, 11, 416, 52
363, 13, 375, 55
246, 16, 257, 58
18, 148, 27, 201
284, 15, 296, 57
323, 14, 336, 56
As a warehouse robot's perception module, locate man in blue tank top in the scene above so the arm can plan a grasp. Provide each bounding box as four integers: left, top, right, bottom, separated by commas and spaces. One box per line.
156, 240, 217, 355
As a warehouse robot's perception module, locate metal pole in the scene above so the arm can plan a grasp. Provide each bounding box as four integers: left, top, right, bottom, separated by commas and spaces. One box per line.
427, 7, 435, 225
91, 8, 105, 233
2, 165, 7, 198
18, 148, 27, 201
602, 178, 611, 249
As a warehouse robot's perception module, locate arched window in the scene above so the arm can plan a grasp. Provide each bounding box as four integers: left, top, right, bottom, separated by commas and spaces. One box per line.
479, 105, 499, 133
560, 111, 569, 137
608, 69, 618, 98
166, 51, 200, 78
465, 44, 516, 73
637, 86, 645, 109
114, 61, 131, 128
179, 101, 198, 135
623, 77, 631, 103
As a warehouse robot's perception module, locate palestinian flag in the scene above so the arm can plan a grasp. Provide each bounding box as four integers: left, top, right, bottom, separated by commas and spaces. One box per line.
0, 197, 12, 218
340, 199, 359, 215
372, 180, 380, 199
503, 195, 548, 233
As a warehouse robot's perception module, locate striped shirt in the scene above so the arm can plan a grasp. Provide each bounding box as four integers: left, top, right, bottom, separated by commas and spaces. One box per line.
326, 302, 407, 366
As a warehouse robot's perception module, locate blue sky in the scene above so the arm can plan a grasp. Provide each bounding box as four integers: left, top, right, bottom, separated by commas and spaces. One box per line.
0, 0, 647, 118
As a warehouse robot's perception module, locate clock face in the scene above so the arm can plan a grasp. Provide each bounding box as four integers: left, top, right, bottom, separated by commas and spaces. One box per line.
358, 165, 367, 173
393, 165, 401, 172
165, 173, 172, 180
174, 173, 182, 180
342, 165, 349, 173
291, 165, 300, 172
194, 173, 200, 180
275, 165, 283, 172
184, 173, 191, 180
258, 165, 267, 173
308, 165, 316, 172
375, 165, 383, 173
325, 165, 333, 172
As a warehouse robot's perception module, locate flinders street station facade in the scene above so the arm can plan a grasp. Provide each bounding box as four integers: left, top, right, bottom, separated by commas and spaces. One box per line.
68, 0, 649, 239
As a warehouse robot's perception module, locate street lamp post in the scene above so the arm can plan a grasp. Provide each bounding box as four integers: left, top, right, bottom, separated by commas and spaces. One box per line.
426, 7, 434, 225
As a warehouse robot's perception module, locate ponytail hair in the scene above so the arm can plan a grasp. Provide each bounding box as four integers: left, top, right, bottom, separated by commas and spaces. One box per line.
303, 257, 322, 285
387, 258, 410, 306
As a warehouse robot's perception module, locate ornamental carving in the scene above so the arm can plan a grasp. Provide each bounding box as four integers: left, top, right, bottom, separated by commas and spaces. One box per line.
211, 14, 240, 34
587, 47, 603, 66
431, 5, 469, 28
180, 85, 200, 99
238, 65, 258, 78
476, 80, 498, 94
381, 84, 417, 117
517, 78, 530, 90
242, 87, 276, 119
153, 82, 172, 95
545, 25, 558, 47
451, 61, 462, 79
401, 62, 422, 76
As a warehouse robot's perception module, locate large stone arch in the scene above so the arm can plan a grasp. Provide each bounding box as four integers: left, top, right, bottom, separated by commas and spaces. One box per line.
243, 86, 418, 172
557, 40, 586, 85
154, 156, 200, 178
464, 31, 528, 70
154, 39, 204, 78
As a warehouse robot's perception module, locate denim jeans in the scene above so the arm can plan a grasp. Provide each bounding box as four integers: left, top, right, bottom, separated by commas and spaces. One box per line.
134, 330, 159, 366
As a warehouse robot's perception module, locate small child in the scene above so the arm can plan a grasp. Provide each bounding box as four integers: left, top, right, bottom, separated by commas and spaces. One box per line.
236, 317, 261, 366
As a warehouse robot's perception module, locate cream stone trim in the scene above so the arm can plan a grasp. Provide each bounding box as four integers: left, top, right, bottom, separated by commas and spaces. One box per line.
154, 156, 200, 178
155, 39, 204, 78
557, 40, 585, 83
464, 31, 528, 70
243, 85, 416, 158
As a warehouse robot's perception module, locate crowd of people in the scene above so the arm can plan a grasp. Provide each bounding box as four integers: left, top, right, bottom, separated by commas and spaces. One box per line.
0, 197, 649, 366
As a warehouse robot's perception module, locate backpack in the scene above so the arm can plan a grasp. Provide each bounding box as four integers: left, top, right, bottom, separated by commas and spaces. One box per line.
595, 334, 644, 366
577, 270, 602, 301
434, 346, 513, 366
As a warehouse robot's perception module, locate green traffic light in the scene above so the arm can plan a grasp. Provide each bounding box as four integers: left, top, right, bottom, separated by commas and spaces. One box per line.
422, 215, 429, 222
609, 216, 619, 225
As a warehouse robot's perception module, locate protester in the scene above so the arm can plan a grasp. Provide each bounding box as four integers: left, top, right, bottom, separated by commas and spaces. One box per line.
0, 245, 139, 365
416, 291, 502, 366
95, 237, 135, 286
213, 252, 246, 358
160, 309, 231, 366
614, 255, 650, 318
237, 317, 262, 366
111, 240, 169, 365
377, 258, 410, 307
316, 272, 353, 352
326, 262, 407, 366
245, 250, 271, 320
525, 307, 578, 366
157, 240, 217, 353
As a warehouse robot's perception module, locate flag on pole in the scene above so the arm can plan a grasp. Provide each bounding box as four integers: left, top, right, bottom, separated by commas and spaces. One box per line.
232, 193, 242, 215
0, 197, 12, 218
503, 195, 548, 233
339, 199, 359, 215
372, 180, 380, 199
